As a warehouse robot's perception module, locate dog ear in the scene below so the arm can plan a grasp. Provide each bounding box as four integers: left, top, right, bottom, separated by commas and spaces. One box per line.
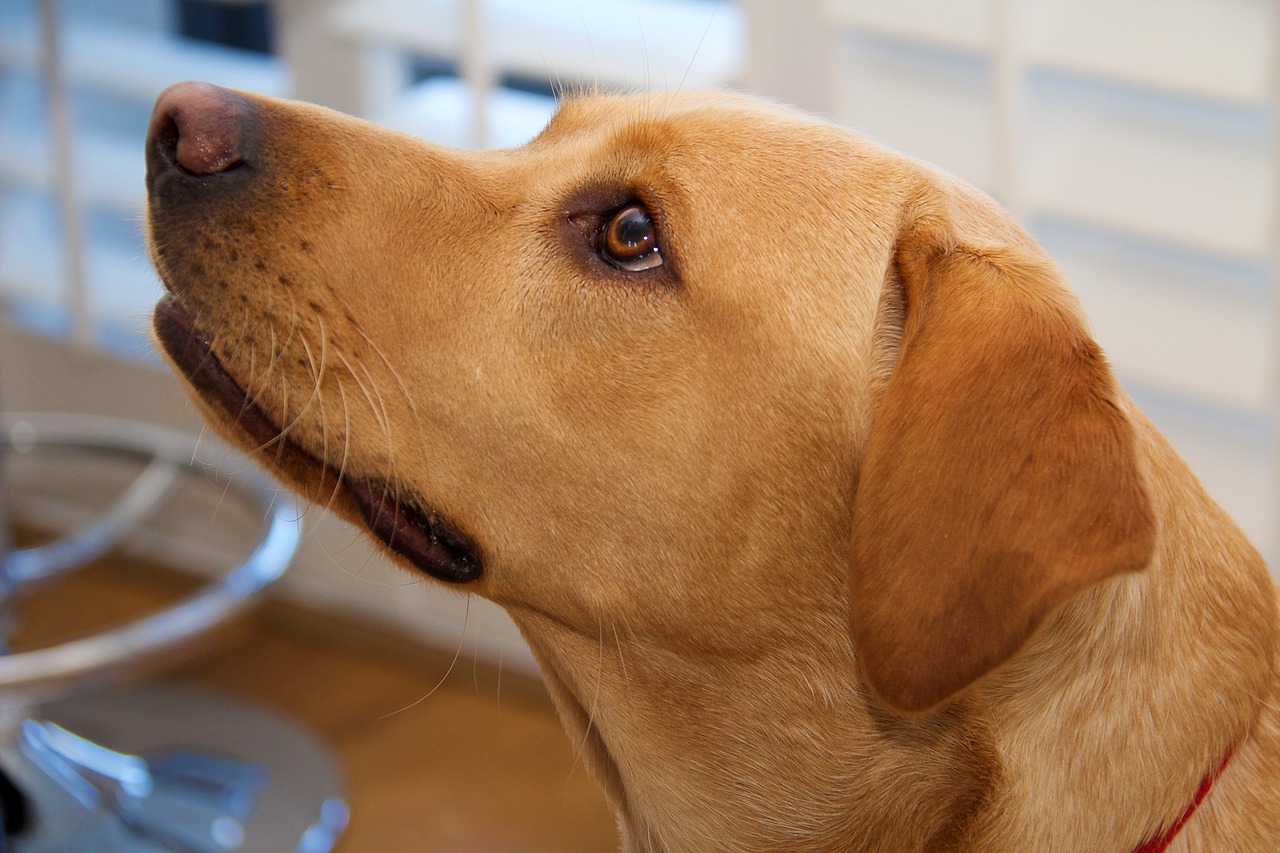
849, 208, 1155, 714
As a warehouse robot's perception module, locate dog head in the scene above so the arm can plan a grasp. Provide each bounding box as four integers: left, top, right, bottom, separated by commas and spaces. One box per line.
146, 81, 1154, 841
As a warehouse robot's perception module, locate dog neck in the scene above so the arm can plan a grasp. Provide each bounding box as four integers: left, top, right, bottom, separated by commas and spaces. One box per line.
1130, 747, 1233, 853
514, 604, 1001, 853
507, 418, 1277, 853
968, 419, 1278, 851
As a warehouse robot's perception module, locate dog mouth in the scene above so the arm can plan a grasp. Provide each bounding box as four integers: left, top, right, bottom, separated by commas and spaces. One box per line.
152, 295, 483, 584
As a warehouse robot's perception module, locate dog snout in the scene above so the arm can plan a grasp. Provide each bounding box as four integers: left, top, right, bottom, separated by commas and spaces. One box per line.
146, 82, 258, 191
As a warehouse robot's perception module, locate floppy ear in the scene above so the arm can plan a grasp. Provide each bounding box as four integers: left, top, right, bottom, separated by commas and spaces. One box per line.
849, 211, 1156, 714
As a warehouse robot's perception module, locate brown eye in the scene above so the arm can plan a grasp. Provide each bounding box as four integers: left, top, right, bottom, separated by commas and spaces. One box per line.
600, 204, 663, 271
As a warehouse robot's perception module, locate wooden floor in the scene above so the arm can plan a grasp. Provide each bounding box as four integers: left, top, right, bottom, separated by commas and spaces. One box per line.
8, 544, 617, 852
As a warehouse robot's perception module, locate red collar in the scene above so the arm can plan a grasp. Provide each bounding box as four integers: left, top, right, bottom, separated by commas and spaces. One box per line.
1130, 747, 1234, 853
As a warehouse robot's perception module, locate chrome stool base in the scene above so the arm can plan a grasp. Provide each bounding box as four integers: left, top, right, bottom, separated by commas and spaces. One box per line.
4, 684, 347, 852
0, 414, 346, 852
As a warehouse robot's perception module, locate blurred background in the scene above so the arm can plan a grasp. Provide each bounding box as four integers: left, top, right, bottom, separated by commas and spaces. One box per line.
0, 1, 1276, 848
0, 0, 1276, 725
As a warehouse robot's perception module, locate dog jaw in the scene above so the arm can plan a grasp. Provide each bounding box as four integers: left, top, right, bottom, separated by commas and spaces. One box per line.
151, 293, 484, 584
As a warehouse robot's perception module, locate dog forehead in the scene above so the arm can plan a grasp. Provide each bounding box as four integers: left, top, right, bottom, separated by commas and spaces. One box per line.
519, 90, 914, 237
532, 90, 879, 172
544, 88, 785, 130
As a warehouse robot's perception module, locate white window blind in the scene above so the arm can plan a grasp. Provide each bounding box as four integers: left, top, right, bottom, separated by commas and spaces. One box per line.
291, 0, 743, 147
0, 0, 285, 347
0, 0, 741, 346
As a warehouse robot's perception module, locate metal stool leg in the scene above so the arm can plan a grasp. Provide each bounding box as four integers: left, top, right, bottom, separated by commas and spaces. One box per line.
0, 413, 347, 852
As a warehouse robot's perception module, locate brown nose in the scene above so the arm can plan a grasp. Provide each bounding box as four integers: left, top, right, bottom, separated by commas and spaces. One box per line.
146, 82, 257, 187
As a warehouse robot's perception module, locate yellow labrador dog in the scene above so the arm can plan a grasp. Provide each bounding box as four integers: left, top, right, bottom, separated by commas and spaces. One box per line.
144, 82, 1280, 852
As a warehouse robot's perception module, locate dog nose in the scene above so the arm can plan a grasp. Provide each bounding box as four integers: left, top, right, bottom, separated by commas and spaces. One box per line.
146, 82, 257, 182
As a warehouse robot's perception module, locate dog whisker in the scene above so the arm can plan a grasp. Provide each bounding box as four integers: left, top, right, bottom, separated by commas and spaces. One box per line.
229, 309, 264, 421
276, 290, 305, 358
312, 329, 333, 484
250, 325, 326, 460
610, 619, 630, 688
271, 379, 293, 465
549, 12, 592, 102
378, 596, 472, 721
494, 646, 505, 711
208, 465, 237, 523
639, 22, 650, 93
259, 319, 293, 393
188, 423, 210, 467
263, 480, 303, 526
295, 319, 330, 420
317, 520, 420, 588
319, 379, 354, 515
332, 346, 397, 473
348, 322, 418, 419
470, 615, 483, 694
566, 620, 608, 787
319, 308, 402, 495
676, 4, 719, 95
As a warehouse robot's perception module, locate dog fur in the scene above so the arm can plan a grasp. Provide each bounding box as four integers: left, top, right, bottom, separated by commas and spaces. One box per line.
145, 84, 1280, 852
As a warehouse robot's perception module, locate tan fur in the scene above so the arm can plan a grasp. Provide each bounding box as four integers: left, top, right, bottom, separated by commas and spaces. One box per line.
146, 86, 1280, 852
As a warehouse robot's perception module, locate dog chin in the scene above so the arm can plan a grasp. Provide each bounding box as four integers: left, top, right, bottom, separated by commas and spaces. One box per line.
152, 294, 484, 584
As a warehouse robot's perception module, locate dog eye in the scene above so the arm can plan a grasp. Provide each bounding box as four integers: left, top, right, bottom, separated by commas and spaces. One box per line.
599, 205, 663, 272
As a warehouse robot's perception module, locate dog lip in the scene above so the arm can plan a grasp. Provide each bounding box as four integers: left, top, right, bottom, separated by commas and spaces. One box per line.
345, 479, 484, 584
153, 295, 280, 448
153, 295, 484, 585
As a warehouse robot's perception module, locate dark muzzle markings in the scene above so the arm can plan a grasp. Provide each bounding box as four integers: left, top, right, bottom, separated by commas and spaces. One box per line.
146, 82, 483, 585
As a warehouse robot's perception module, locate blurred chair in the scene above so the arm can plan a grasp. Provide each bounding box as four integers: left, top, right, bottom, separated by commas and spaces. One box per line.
0, 413, 347, 852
